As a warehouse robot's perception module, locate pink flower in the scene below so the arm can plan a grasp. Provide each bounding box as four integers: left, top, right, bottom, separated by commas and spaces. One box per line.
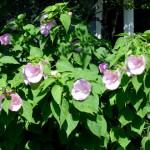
99, 62, 109, 73
71, 79, 92, 100
0, 94, 6, 110
0, 33, 11, 45
102, 70, 121, 90
126, 55, 146, 75
40, 14, 56, 36
9, 93, 23, 111
23, 62, 43, 84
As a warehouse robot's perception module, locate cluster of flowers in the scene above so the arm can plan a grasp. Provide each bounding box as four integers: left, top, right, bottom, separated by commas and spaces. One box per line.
100, 55, 146, 90
0, 14, 146, 104
71, 54, 146, 101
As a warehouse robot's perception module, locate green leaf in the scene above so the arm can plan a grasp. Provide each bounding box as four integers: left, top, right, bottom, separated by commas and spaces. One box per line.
50, 100, 60, 123
141, 137, 150, 150
118, 107, 134, 126
73, 68, 99, 81
113, 37, 128, 49
72, 95, 99, 114
23, 24, 36, 35
22, 101, 33, 123
56, 57, 74, 72
8, 71, 24, 88
87, 115, 107, 138
40, 77, 55, 91
59, 98, 69, 127
2, 99, 10, 114
132, 75, 143, 92
0, 56, 19, 64
51, 85, 63, 105
60, 14, 71, 32
62, 112, 79, 137
110, 128, 130, 148
131, 115, 145, 135
29, 46, 43, 57
50, 26, 59, 43
93, 47, 108, 59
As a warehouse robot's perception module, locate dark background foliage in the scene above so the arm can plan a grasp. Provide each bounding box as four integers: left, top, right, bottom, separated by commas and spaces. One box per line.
0, 0, 150, 44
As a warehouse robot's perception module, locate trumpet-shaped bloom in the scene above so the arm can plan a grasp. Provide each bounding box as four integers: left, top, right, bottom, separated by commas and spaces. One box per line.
126, 55, 146, 75
71, 79, 91, 100
0, 94, 6, 110
0, 33, 11, 45
102, 70, 121, 90
40, 20, 56, 36
40, 14, 56, 36
99, 62, 109, 73
23, 62, 43, 84
9, 93, 23, 111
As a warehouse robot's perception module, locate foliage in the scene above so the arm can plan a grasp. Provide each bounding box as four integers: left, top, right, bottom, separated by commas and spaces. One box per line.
0, 2, 150, 150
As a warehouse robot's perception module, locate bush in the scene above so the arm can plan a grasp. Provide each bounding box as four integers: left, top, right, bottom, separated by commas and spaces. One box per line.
0, 2, 150, 149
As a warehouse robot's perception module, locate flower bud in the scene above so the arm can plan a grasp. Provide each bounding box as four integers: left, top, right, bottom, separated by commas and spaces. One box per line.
99, 62, 109, 73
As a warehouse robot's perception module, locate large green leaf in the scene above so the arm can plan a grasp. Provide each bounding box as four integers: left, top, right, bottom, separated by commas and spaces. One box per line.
0, 56, 19, 64
72, 95, 99, 114
131, 115, 145, 135
110, 128, 130, 149
118, 107, 134, 126
60, 14, 71, 32
59, 98, 69, 127
87, 115, 107, 138
2, 99, 11, 115
50, 100, 60, 123
22, 101, 33, 123
62, 112, 79, 137
29, 46, 43, 57
56, 57, 74, 72
51, 84, 63, 105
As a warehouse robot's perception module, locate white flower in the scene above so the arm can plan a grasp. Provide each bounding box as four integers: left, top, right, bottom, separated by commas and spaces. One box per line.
71, 79, 91, 100
126, 55, 146, 75
102, 70, 121, 90
23, 62, 43, 84
9, 93, 23, 111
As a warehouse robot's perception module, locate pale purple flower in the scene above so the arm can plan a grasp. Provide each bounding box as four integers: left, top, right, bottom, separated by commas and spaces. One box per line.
40, 20, 56, 36
0, 33, 11, 45
0, 94, 6, 110
126, 55, 146, 75
71, 79, 91, 100
23, 62, 43, 84
102, 70, 121, 90
9, 93, 23, 111
40, 14, 56, 36
99, 62, 109, 73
